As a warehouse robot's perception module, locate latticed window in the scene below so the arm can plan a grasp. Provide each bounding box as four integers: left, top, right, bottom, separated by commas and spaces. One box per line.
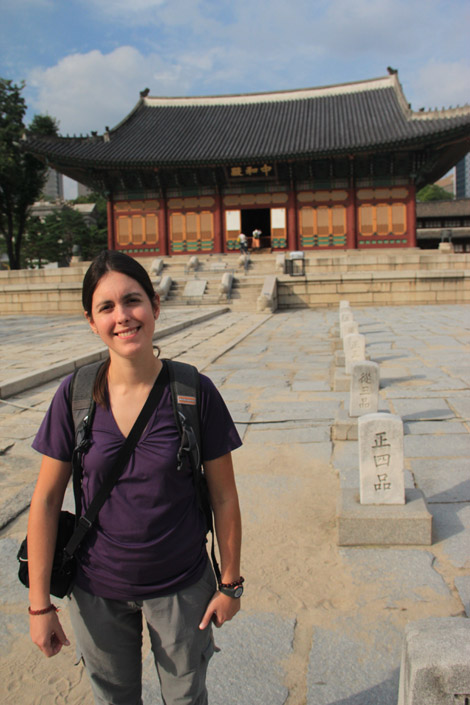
359, 203, 406, 236
115, 201, 160, 247
171, 213, 184, 242
299, 205, 346, 247
170, 211, 214, 251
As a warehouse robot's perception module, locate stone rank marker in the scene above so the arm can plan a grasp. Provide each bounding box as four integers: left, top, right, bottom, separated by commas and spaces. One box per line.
339, 310, 354, 338
349, 361, 380, 417
341, 320, 359, 338
343, 333, 366, 374
359, 413, 405, 505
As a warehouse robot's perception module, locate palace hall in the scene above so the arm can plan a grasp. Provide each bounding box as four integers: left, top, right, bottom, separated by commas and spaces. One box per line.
26, 71, 470, 257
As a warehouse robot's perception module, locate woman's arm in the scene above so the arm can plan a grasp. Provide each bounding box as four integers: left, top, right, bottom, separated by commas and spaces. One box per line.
27, 455, 72, 657
198, 452, 242, 629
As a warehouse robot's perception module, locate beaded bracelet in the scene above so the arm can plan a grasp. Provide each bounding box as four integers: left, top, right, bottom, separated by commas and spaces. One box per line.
219, 576, 245, 589
28, 604, 59, 616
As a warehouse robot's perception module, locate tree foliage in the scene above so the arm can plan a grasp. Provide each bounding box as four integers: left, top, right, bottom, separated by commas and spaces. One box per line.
416, 184, 454, 202
0, 78, 58, 269
23, 204, 108, 268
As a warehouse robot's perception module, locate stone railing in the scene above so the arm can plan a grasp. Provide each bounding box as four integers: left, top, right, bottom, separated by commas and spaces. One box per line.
257, 275, 278, 312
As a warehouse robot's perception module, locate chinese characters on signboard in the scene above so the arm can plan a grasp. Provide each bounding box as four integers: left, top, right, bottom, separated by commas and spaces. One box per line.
230, 164, 273, 178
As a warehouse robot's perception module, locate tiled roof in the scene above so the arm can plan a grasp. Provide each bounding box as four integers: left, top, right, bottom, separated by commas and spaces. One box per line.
26, 74, 470, 168
417, 198, 470, 217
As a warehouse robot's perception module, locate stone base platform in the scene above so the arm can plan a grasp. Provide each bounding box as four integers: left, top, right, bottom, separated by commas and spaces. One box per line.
337, 487, 433, 546
331, 335, 343, 351
334, 350, 345, 367
332, 408, 359, 440
333, 366, 350, 391
332, 407, 390, 440
397, 618, 470, 705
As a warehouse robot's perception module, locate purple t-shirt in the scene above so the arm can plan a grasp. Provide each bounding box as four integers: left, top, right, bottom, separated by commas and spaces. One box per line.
32, 369, 241, 600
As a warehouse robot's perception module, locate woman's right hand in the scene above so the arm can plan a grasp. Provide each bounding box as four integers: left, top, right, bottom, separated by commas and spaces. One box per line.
30, 611, 70, 657
27, 457, 72, 656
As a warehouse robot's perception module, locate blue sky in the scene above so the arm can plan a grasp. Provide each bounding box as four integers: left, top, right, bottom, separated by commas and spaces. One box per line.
1, 0, 469, 196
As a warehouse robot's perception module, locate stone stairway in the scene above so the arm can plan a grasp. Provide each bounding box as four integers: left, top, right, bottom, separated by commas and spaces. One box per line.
2, 249, 469, 315
153, 253, 270, 309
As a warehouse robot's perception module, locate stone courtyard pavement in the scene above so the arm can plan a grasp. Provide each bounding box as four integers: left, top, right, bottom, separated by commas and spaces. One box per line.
0, 304, 469, 705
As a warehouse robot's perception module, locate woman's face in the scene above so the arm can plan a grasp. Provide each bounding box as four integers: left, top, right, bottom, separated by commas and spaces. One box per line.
86, 270, 159, 360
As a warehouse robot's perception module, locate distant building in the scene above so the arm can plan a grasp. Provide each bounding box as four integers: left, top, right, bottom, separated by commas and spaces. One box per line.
416, 199, 470, 251
72, 202, 98, 227
42, 168, 64, 201
29, 201, 97, 227
456, 153, 470, 198
77, 182, 93, 198
435, 172, 455, 196
26, 71, 470, 256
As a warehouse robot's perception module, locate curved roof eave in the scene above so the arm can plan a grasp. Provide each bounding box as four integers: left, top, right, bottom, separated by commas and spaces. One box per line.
40, 137, 465, 172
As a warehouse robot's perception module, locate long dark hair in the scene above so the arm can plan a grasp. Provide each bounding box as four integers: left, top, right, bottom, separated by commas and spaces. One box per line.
82, 250, 160, 406
82, 250, 157, 316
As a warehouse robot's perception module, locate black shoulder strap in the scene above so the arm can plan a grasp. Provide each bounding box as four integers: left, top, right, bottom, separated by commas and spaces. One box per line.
71, 359, 104, 432
69, 360, 104, 531
166, 360, 201, 471
166, 359, 221, 584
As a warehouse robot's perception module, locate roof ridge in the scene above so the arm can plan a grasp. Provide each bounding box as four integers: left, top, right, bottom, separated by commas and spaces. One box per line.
142, 75, 395, 108
410, 104, 470, 120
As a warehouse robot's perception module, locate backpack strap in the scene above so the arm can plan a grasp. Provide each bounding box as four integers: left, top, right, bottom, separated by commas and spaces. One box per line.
166, 359, 222, 584
69, 360, 104, 528
70, 360, 104, 430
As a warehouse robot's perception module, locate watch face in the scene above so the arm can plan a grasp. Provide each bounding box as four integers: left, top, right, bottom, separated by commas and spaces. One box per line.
234, 585, 243, 598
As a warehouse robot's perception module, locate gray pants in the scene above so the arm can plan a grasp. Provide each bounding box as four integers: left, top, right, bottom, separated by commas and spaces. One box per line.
69, 561, 217, 705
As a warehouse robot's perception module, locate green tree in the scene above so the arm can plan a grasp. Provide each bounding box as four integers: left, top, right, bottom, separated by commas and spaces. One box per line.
71, 192, 108, 260
22, 216, 57, 268
0, 78, 58, 269
23, 205, 108, 267
416, 184, 454, 202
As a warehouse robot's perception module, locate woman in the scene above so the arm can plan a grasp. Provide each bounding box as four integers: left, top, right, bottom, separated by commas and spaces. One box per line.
27, 250, 243, 705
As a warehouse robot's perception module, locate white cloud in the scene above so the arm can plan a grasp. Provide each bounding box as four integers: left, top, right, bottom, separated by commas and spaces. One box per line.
23, 0, 470, 137
28, 47, 193, 134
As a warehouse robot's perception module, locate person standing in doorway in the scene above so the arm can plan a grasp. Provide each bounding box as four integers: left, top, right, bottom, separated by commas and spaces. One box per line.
252, 228, 262, 250
238, 232, 248, 254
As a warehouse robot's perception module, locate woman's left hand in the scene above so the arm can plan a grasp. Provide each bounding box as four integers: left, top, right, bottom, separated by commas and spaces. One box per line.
199, 591, 241, 630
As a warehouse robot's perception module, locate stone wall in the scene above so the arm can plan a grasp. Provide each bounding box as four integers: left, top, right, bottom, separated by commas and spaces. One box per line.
277, 270, 470, 309
1, 253, 469, 314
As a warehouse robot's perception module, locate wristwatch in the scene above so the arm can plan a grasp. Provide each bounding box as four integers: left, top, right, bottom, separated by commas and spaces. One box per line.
218, 577, 244, 599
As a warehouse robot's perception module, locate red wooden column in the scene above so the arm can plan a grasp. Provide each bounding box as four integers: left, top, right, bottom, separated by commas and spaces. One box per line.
346, 188, 357, 249
213, 191, 223, 253
159, 197, 169, 256
107, 197, 115, 249
286, 190, 297, 251
406, 185, 417, 247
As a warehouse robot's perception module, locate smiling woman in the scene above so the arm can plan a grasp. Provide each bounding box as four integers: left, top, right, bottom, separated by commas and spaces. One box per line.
26, 250, 243, 705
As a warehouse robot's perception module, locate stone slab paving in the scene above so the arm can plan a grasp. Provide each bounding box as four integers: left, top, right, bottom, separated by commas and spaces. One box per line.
0, 304, 469, 705
142, 613, 295, 705
307, 620, 402, 705
0, 306, 229, 388
455, 576, 470, 617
